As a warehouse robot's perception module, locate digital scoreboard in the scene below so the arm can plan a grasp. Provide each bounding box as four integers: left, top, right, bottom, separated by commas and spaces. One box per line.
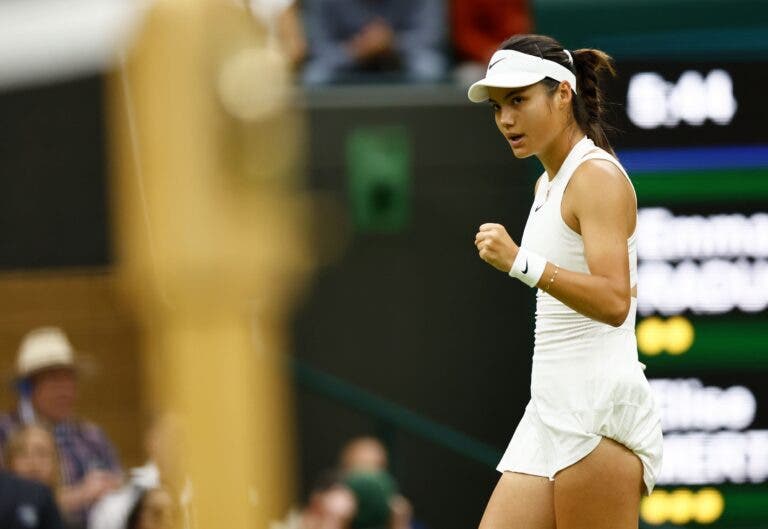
608, 61, 768, 528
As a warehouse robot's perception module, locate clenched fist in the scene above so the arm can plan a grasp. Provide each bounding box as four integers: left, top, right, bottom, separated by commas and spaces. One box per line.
475, 223, 519, 272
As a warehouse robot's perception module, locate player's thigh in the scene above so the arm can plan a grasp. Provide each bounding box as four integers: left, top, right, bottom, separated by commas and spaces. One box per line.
479, 471, 556, 529
553, 437, 644, 529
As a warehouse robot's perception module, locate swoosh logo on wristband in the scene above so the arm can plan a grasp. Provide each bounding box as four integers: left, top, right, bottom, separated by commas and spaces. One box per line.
522, 260, 528, 274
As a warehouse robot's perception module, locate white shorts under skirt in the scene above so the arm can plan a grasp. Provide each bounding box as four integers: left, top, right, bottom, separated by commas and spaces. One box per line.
497, 397, 662, 495
497, 346, 664, 495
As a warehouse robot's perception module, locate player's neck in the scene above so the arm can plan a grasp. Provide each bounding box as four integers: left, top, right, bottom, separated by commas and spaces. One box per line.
540, 127, 585, 179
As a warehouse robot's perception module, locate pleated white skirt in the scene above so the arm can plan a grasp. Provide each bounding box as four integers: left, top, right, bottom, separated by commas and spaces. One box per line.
497, 301, 664, 495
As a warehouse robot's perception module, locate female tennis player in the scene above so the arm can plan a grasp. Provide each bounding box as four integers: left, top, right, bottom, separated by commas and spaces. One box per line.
470, 35, 663, 529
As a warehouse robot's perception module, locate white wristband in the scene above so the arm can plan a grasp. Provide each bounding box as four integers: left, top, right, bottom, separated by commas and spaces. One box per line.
508, 247, 547, 288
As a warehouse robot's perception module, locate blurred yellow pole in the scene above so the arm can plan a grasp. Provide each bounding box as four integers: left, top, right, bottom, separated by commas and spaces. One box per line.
107, 0, 310, 527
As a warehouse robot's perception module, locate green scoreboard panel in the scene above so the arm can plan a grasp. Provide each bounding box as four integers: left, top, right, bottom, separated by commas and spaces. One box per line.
608, 62, 768, 528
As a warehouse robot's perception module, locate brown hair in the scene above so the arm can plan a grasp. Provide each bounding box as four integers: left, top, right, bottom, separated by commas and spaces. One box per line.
498, 34, 617, 154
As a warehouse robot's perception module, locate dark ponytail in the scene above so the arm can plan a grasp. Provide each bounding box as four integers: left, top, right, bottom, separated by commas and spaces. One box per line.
571, 48, 617, 154
498, 35, 617, 154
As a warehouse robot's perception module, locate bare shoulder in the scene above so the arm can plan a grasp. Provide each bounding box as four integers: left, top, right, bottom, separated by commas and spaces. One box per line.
568, 159, 635, 211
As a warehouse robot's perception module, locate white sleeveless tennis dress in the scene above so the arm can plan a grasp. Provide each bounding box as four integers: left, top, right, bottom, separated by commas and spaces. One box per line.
496, 136, 663, 495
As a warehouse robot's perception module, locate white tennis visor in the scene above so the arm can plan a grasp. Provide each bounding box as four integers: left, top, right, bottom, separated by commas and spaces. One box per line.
467, 49, 578, 103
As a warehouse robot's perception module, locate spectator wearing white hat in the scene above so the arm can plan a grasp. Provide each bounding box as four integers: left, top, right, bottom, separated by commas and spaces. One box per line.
0, 327, 122, 529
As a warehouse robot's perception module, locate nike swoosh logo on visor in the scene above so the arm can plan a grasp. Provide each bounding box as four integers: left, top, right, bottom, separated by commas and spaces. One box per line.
522, 260, 528, 274
488, 58, 505, 70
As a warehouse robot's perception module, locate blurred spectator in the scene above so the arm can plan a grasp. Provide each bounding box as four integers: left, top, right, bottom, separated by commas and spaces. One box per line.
343, 471, 396, 529
0, 470, 64, 529
248, 0, 307, 68
339, 436, 388, 473
302, 0, 446, 85
125, 487, 176, 529
0, 327, 121, 529
272, 471, 356, 529
275, 438, 415, 529
451, 0, 532, 85
4, 424, 60, 489
338, 437, 413, 529
304, 472, 357, 529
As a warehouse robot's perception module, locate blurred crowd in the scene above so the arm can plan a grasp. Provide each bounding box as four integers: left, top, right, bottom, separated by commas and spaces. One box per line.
0, 327, 422, 529
248, 0, 532, 85
273, 436, 421, 529
0, 327, 177, 529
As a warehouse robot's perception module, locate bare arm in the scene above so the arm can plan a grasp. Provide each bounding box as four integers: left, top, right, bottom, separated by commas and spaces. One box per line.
475, 160, 636, 327
57, 470, 122, 513
538, 161, 635, 326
